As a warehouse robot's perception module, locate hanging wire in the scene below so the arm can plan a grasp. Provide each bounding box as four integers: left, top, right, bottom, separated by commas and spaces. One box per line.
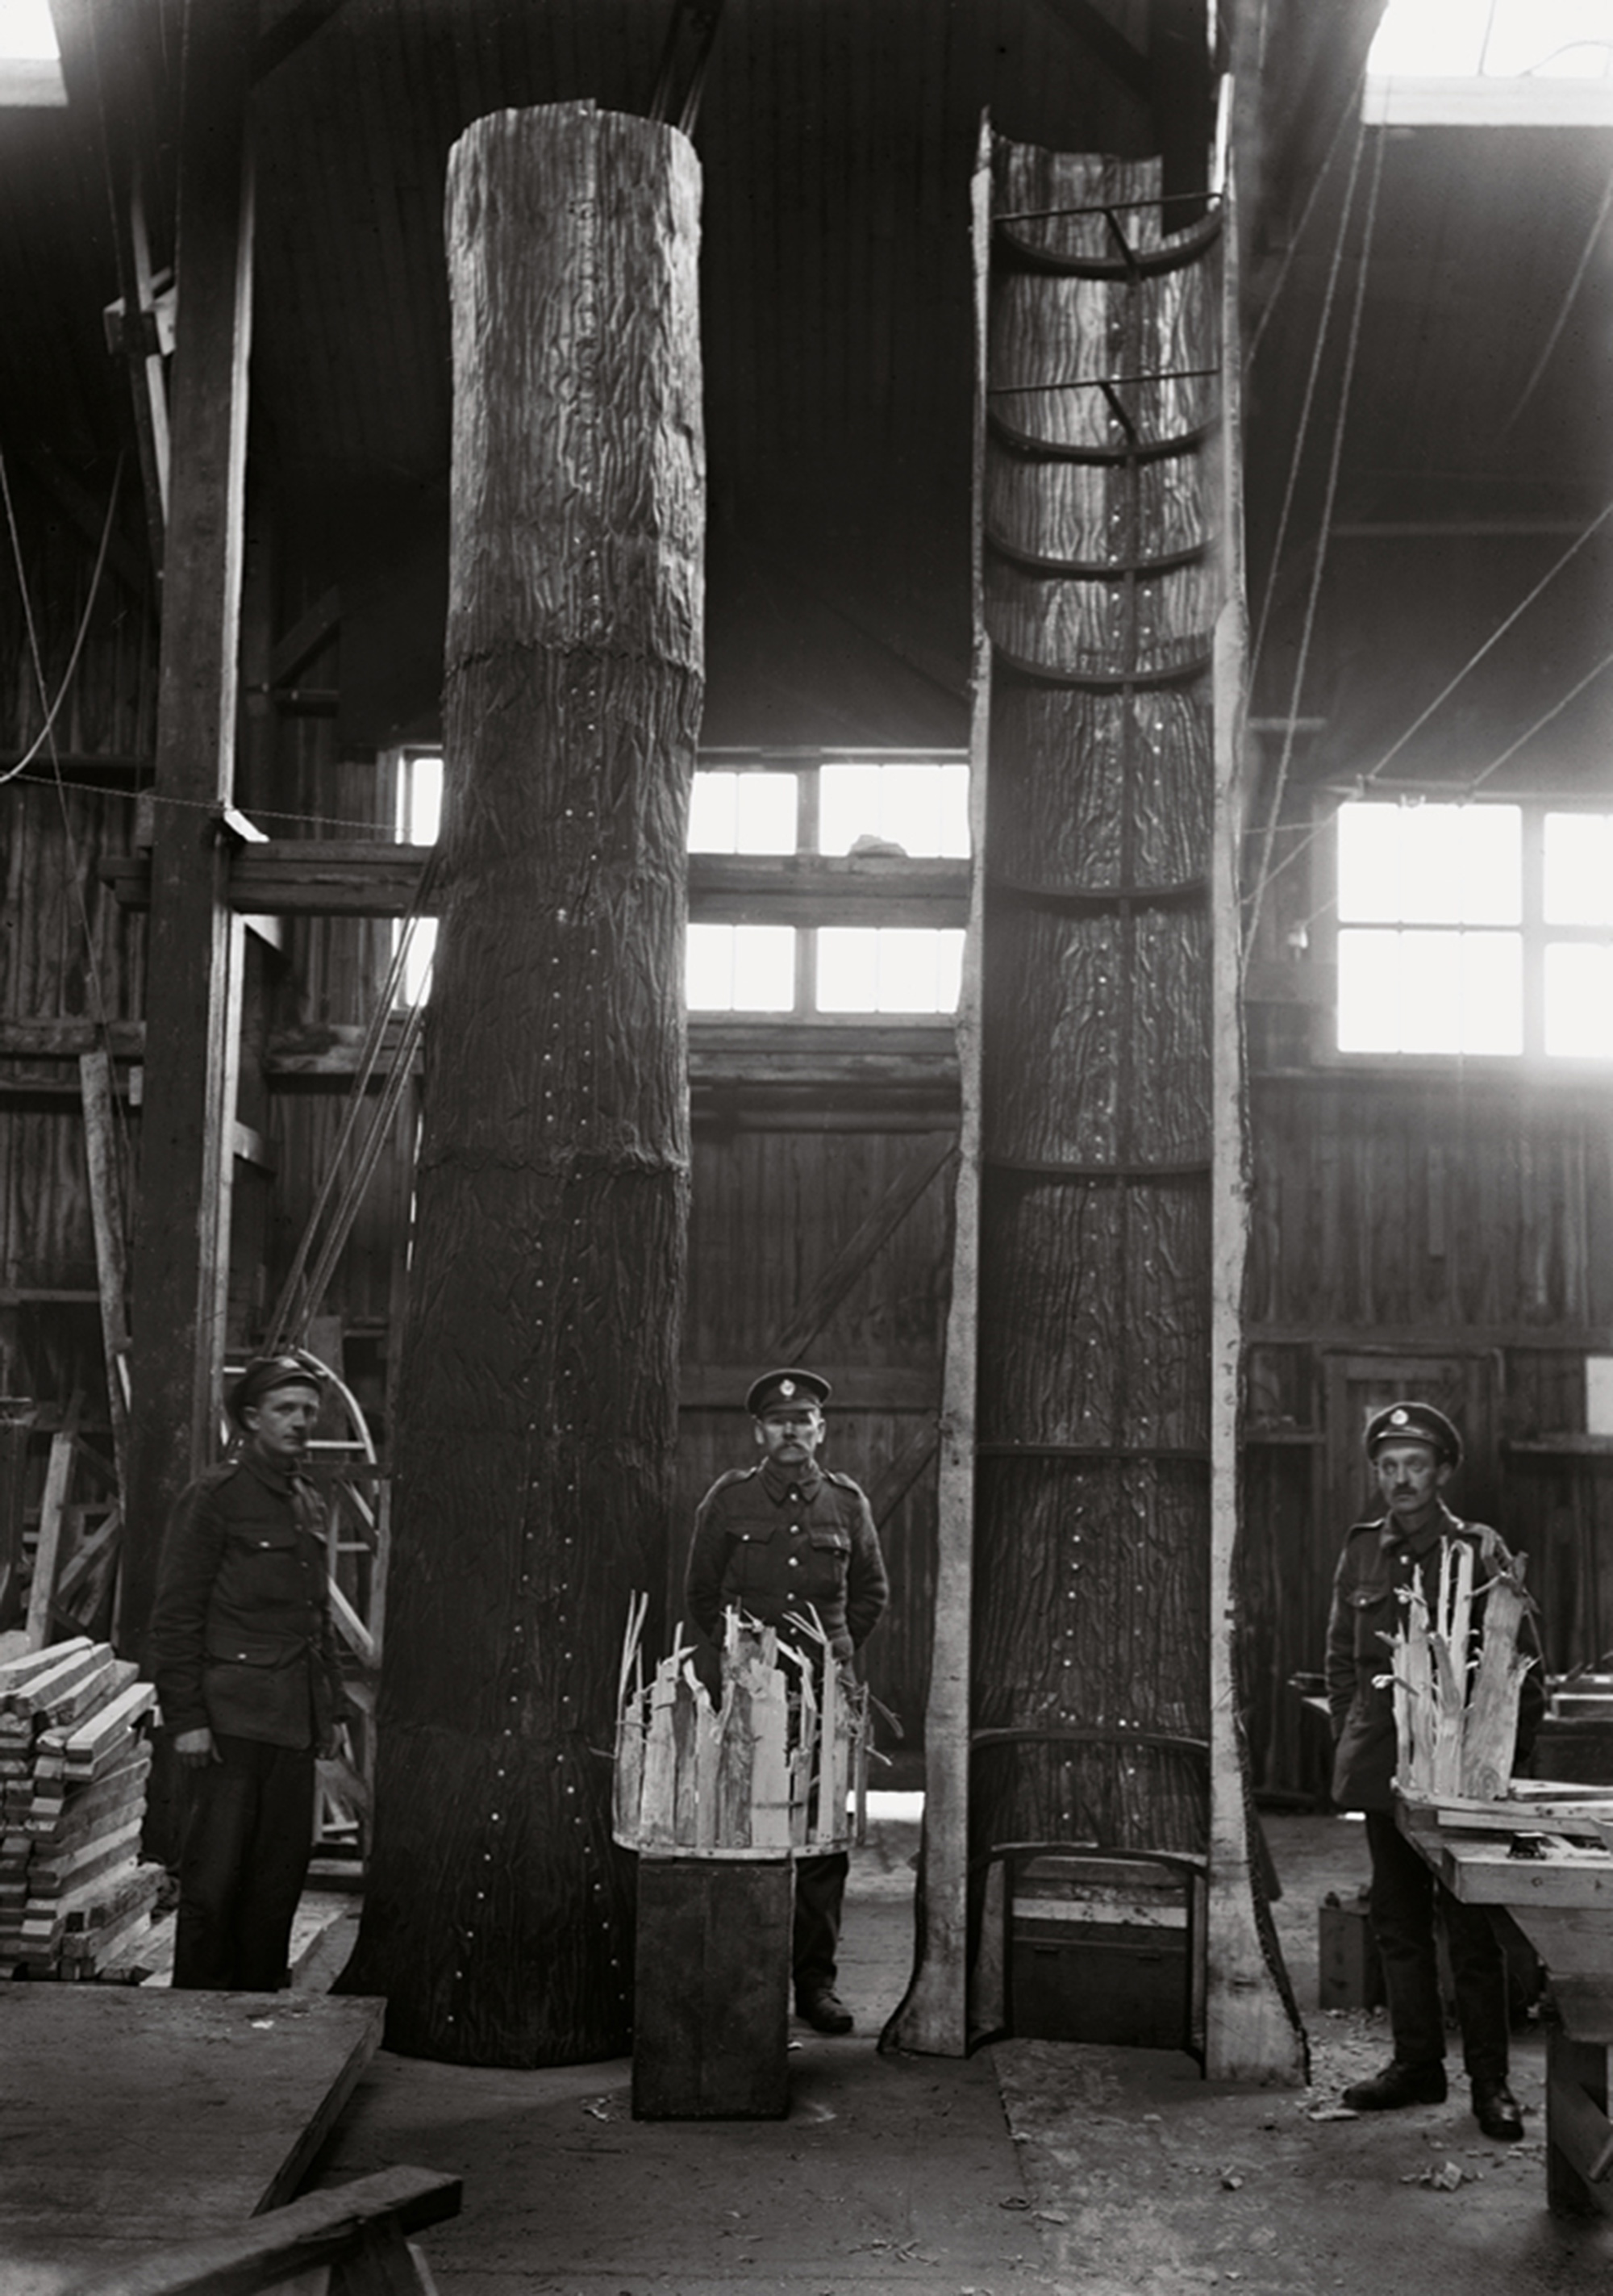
1243, 121, 1387, 965
0, 445, 140, 1197
1359, 495, 1613, 787
1242, 56, 1370, 382
1493, 161, 1613, 443
0, 452, 126, 788
262, 848, 440, 1353
1246, 111, 1370, 703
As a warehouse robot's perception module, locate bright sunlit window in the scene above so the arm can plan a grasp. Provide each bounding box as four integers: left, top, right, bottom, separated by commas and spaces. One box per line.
393, 749, 443, 1007
818, 928, 965, 1013
687, 770, 798, 854
686, 754, 969, 1016
686, 924, 798, 1011
819, 762, 970, 858
1335, 799, 1613, 1058
1366, 0, 1613, 122
0, 0, 64, 104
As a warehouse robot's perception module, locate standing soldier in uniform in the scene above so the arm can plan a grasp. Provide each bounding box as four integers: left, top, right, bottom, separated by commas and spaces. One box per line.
147, 1355, 347, 1991
1326, 1400, 1543, 2139
686, 1367, 890, 2035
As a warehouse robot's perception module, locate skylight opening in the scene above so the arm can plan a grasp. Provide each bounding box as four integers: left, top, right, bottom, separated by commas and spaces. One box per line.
1365, 0, 1613, 122
0, 0, 65, 105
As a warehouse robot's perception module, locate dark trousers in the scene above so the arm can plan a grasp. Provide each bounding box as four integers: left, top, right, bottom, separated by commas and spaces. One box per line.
1365, 1810, 1510, 2082
172, 1732, 315, 1991
794, 1851, 848, 2002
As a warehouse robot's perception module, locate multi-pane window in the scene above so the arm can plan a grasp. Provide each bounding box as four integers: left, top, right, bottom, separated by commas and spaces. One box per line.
387, 749, 970, 1021
686, 754, 969, 1017
392, 749, 444, 1007
1334, 799, 1613, 1058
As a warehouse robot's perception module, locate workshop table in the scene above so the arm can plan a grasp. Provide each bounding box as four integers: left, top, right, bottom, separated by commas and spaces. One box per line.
1398, 1785, 1613, 2214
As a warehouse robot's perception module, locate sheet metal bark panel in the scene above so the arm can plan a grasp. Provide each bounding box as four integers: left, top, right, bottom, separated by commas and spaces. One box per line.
352, 104, 702, 2068
985, 450, 1210, 570
969, 137, 1219, 1876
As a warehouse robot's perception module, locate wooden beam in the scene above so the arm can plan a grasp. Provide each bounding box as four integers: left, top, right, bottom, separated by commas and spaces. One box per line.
101, 845, 969, 924
64, 2165, 461, 2296
882, 123, 994, 2060
769, 1136, 957, 1361
121, 0, 256, 1659
1027, 0, 1151, 99
267, 583, 342, 686
1203, 144, 1307, 2085
79, 1050, 133, 1509
252, 0, 352, 83
26, 1413, 80, 1649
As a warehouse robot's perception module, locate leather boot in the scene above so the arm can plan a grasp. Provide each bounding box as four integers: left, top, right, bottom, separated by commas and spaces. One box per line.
1472, 2077, 1524, 2140
1342, 2059, 1447, 2110
797, 1988, 853, 2035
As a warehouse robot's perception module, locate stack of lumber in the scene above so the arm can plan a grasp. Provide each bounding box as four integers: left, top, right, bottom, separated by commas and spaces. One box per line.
0, 1634, 160, 1977
613, 1596, 865, 1856
1391, 1536, 1537, 1803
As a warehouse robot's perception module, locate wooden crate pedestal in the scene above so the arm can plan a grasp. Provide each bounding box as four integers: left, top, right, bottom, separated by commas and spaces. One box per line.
1006, 1851, 1197, 2052
631, 1851, 792, 2120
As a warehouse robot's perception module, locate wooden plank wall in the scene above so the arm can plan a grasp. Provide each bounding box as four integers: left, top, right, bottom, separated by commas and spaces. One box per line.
0, 461, 151, 1418
1244, 1068, 1613, 1802
677, 1113, 956, 1769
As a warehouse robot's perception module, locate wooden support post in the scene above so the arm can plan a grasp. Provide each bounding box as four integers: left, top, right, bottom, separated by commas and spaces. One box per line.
1548, 2027, 1612, 2215
346, 102, 703, 2064
0, 1401, 35, 1630
120, 0, 256, 1659
25, 1427, 77, 1650
882, 121, 994, 2059
79, 1048, 133, 1509
1203, 144, 1306, 2083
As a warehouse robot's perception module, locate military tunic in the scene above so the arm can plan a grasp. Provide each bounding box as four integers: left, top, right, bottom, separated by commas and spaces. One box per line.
686, 1455, 889, 1661
147, 1453, 344, 1990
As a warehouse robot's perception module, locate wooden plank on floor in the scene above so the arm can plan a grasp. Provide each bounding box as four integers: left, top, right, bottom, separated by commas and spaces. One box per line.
0, 1985, 385, 2278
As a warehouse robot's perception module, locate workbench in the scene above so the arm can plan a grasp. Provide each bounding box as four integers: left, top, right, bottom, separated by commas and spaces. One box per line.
1398, 1785, 1613, 2214
0, 1982, 386, 2286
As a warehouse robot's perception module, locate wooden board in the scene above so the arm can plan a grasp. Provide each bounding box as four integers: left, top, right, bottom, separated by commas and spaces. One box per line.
0, 1983, 384, 2281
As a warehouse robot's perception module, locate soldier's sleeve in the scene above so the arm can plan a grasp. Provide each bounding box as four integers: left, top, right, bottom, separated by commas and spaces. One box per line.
685, 1476, 736, 1647
1323, 1534, 1359, 1738
844, 1484, 890, 1651
145, 1476, 227, 1739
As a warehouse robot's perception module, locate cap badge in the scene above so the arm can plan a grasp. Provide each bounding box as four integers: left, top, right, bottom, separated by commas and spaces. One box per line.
1390, 1408, 1408, 1426
780, 1379, 795, 1397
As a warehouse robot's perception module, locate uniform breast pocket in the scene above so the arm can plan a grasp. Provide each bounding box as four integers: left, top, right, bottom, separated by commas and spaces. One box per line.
801, 1528, 851, 1600
1348, 1581, 1396, 1651
227, 1526, 309, 1609
728, 1531, 772, 1592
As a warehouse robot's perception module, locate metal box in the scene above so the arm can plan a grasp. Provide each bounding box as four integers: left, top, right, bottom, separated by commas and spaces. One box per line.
1007, 1851, 1193, 2051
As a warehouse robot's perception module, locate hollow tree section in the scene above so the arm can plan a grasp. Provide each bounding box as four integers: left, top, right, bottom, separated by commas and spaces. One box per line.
348, 102, 703, 2066
971, 144, 1219, 1873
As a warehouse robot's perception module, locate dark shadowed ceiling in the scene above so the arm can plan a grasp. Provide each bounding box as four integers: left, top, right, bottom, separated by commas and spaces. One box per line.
11, 0, 1611, 781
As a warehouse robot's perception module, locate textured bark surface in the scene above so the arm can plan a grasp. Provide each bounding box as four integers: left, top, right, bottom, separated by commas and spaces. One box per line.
970, 147, 1219, 1873
347, 103, 702, 2065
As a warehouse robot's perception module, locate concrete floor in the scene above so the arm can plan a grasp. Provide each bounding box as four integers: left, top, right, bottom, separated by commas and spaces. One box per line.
305, 1804, 1613, 2295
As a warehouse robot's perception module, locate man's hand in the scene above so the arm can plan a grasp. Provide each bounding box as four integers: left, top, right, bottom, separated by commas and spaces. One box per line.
173, 1726, 219, 1770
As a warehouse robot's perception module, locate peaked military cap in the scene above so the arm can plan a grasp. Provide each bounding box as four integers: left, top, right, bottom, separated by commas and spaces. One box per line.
746, 1367, 832, 1417
1365, 1400, 1462, 1468
228, 1353, 326, 1425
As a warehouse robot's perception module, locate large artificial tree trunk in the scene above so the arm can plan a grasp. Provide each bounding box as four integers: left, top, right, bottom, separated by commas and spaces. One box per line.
344, 102, 703, 2065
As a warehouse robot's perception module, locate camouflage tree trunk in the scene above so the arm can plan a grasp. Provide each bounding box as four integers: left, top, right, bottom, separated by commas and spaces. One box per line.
347, 102, 703, 2065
